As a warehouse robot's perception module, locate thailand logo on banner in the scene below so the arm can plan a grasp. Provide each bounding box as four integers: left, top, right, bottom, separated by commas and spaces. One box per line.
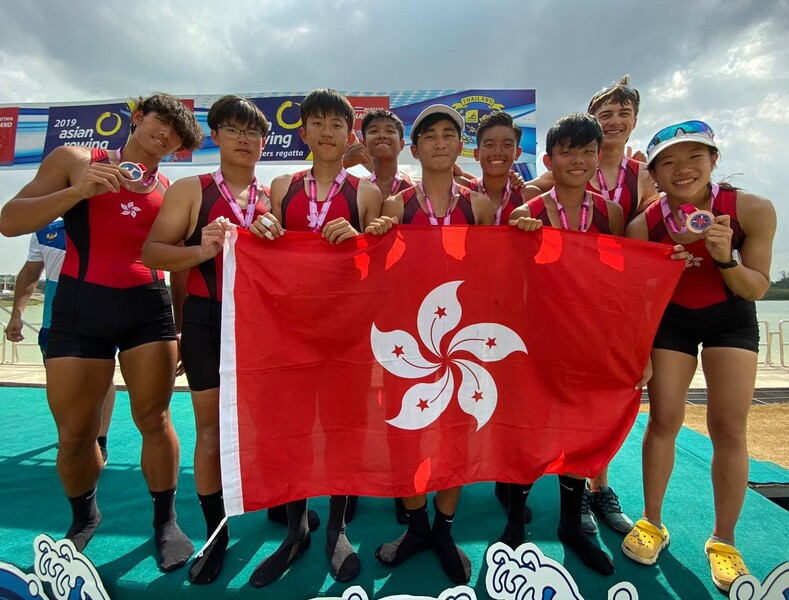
218, 227, 683, 515
0, 107, 18, 166
42, 101, 134, 156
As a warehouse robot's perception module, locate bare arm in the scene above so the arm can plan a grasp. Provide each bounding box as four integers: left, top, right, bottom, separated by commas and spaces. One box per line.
471, 191, 495, 225
606, 200, 625, 237
4, 260, 44, 342
711, 191, 776, 301
0, 146, 132, 237
357, 179, 383, 229
525, 171, 554, 193
142, 176, 217, 272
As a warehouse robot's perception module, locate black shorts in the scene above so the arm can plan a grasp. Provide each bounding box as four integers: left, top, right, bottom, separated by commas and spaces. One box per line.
47, 275, 176, 360
180, 296, 222, 392
652, 298, 759, 357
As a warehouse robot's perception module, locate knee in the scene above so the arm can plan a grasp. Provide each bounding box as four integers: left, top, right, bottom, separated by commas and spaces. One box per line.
132, 406, 172, 437
707, 417, 747, 449
646, 411, 683, 439
195, 424, 220, 455
57, 425, 99, 456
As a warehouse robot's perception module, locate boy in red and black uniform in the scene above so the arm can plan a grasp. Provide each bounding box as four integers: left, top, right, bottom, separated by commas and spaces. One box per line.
360, 108, 414, 198
365, 104, 493, 584
251, 88, 382, 587
0, 93, 204, 571
143, 95, 276, 584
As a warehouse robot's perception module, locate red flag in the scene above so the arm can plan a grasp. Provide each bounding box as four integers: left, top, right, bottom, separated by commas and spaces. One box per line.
219, 226, 683, 515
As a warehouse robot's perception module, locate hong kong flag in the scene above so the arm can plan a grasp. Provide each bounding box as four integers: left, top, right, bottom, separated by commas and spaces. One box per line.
219, 226, 683, 515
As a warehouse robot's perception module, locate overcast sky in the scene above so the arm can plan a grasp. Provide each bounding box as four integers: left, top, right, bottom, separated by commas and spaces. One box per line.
0, 0, 786, 277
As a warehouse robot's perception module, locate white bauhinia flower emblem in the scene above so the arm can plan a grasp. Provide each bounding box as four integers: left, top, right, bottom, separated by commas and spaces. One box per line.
121, 201, 141, 218
371, 280, 527, 431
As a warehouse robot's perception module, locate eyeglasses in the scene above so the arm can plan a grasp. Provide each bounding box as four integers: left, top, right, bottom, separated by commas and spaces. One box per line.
220, 126, 264, 140
647, 120, 714, 152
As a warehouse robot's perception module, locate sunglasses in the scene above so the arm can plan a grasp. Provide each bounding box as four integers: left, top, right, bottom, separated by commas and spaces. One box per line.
647, 120, 714, 152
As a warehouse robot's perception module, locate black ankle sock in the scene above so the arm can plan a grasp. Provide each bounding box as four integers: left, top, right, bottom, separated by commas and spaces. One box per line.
375, 501, 431, 566
187, 490, 228, 584
325, 495, 360, 582
432, 504, 471, 584
151, 487, 194, 572
189, 523, 229, 585
267, 502, 321, 531
66, 488, 102, 551
393, 497, 408, 524
343, 495, 358, 524
557, 476, 614, 575
250, 500, 311, 587
495, 481, 532, 524
498, 483, 533, 549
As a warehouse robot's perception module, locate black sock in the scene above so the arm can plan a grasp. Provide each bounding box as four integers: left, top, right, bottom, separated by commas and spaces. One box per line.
65, 488, 102, 552
267, 502, 321, 531
343, 495, 358, 524
151, 487, 194, 572
393, 497, 408, 524
495, 481, 532, 524
325, 495, 360, 582
432, 503, 471, 584
189, 491, 228, 584
498, 483, 533, 549
557, 476, 614, 575
250, 500, 311, 587
375, 501, 431, 566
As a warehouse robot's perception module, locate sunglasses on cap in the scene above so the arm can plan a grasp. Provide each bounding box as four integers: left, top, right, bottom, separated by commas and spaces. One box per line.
647, 120, 715, 153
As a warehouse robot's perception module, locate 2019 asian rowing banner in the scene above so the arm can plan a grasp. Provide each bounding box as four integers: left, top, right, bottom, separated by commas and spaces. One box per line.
0, 89, 536, 177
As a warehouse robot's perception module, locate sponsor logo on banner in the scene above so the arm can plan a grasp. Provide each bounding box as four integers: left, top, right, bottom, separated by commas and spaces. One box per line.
43, 102, 133, 157
254, 96, 306, 161
0, 107, 19, 165
347, 96, 390, 141
450, 95, 505, 158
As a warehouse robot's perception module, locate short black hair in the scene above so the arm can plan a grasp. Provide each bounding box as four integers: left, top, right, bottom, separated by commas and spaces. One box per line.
299, 88, 355, 132
361, 109, 405, 140
412, 113, 461, 143
546, 113, 603, 156
587, 74, 641, 116
207, 95, 269, 136
133, 92, 205, 151
476, 111, 522, 145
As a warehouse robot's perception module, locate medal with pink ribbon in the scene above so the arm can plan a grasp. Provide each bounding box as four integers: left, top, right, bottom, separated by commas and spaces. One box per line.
477, 177, 512, 226
370, 171, 403, 196
306, 168, 347, 232
596, 157, 628, 205
549, 188, 591, 231
115, 148, 158, 186
661, 183, 719, 234
418, 181, 459, 226
213, 169, 260, 229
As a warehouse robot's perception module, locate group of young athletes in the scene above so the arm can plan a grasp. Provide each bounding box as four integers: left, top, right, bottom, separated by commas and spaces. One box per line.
0, 77, 776, 594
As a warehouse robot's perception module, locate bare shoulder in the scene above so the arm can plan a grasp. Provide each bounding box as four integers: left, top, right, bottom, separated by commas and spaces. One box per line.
624, 210, 648, 239
358, 177, 383, 199
735, 189, 776, 229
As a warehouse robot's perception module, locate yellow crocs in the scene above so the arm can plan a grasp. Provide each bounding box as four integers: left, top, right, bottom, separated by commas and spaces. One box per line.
621, 519, 670, 565
705, 539, 749, 592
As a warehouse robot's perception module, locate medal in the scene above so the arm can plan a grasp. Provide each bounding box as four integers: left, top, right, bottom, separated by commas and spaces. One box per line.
549, 188, 591, 231
306, 168, 347, 232
118, 161, 146, 182
685, 209, 715, 233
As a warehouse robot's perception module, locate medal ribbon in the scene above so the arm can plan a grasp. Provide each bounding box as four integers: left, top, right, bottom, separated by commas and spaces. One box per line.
306, 168, 347, 232
214, 169, 260, 229
660, 183, 720, 234
115, 147, 158, 187
596, 157, 628, 205
418, 181, 459, 226
549, 188, 591, 231
370, 171, 403, 195
478, 176, 512, 226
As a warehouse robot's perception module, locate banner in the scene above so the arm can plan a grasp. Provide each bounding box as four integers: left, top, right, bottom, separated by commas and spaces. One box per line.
1, 89, 536, 177
0, 107, 19, 166
219, 227, 683, 516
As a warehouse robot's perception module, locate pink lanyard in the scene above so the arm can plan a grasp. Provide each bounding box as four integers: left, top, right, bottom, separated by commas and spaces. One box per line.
596, 157, 628, 205
477, 177, 512, 226
370, 171, 403, 195
549, 188, 591, 231
115, 147, 158, 186
418, 181, 459, 226
660, 183, 720, 234
213, 169, 260, 229
306, 168, 347, 232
